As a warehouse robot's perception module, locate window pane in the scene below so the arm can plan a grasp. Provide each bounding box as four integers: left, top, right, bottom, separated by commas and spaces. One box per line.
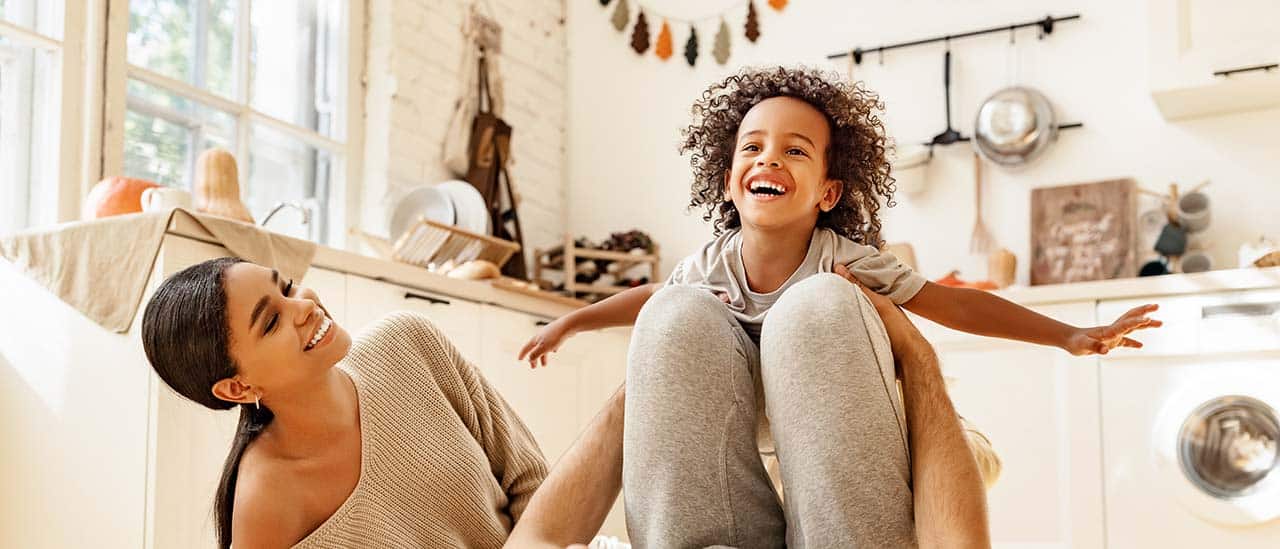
250, 0, 341, 138
128, 0, 236, 98
123, 78, 235, 188
0, 0, 63, 40
246, 124, 334, 243
0, 35, 58, 233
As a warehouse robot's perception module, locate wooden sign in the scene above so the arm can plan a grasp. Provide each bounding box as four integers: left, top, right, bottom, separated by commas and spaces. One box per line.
1030, 179, 1136, 285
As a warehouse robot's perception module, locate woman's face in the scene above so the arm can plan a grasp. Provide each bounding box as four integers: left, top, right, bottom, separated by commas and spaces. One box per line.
217, 262, 352, 404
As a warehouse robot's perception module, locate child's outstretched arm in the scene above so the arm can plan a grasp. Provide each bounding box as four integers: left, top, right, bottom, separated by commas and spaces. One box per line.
895, 277, 1162, 356
518, 283, 661, 367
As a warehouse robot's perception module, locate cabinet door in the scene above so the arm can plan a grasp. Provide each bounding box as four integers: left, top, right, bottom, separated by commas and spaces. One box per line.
344, 275, 483, 364
1148, 0, 1280, 119
302, 267, 347, 326
1150, 0, 1279, 84
930, 302, 1102, 549
571, 328, 632, 540
476, 305, 579, 463
0, 256, 157, 548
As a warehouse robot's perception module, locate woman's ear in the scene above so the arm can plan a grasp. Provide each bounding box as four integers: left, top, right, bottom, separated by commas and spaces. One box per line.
212, 376, 257, 406
723, 170, 733, 196
819, 179, 844, 212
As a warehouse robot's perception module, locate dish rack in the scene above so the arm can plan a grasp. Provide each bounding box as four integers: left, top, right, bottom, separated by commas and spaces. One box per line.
391, 218, 520, 271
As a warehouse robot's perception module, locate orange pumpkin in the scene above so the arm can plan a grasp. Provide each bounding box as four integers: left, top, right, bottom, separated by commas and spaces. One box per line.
82, 176, 161, 219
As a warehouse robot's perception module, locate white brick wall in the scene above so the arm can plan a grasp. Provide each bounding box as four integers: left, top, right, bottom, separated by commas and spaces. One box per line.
362, 0, 567, 264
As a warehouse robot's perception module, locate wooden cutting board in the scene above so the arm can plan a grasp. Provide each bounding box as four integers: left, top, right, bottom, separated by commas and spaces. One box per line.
1030, 179, 1137, 285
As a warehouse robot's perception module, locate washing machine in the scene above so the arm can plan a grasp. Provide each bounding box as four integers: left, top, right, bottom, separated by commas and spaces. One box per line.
1099, 289, 1280, 548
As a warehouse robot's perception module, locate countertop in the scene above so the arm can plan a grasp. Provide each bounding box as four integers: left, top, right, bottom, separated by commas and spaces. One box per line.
165, 214, 585, 320
166, 213, 1280, 317
993, 266, 1280, 305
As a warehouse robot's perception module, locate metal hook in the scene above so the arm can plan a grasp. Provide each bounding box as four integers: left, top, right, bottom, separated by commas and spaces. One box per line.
878, 47, 884, 66
1038, 16, 1053, 39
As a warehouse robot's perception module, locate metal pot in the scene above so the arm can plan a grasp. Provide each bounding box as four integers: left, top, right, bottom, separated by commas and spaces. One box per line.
972, 86, 1058, 167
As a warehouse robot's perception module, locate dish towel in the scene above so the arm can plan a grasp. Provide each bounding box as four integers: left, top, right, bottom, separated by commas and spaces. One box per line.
0, 208, 316, 333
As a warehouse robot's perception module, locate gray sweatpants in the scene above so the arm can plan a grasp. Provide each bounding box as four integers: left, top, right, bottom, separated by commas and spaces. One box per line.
623, 274, 916, 548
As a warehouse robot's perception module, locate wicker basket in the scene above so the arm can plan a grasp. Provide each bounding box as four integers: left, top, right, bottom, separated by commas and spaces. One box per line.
391, 218, 520, 271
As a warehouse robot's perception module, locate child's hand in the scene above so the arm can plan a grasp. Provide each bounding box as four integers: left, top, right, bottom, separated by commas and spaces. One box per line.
518, 318, 574, 369
1066, 304, 1162, 356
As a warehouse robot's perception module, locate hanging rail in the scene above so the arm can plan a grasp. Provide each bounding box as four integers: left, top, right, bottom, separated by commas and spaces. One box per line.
828, 14, 1081, 63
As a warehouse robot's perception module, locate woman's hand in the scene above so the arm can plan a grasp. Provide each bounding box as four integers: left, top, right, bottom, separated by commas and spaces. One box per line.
518, 318, 575, 369
1064, 304, 1162, 356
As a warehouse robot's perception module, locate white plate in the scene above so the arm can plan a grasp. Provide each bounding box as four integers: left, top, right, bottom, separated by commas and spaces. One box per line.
389, 185, 455, 243
437, 179, 490, 236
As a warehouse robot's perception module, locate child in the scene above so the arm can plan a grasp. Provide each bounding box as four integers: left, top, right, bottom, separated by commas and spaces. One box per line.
519, 66, 1160, 367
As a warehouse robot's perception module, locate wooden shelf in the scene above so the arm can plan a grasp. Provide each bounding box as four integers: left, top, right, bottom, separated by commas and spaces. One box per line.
532, 234, 661, 301
572, 284, 636, 296
566, 247, 659, 263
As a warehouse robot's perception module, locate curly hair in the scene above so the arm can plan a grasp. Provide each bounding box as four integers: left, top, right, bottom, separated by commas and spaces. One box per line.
680, 65, 896, 247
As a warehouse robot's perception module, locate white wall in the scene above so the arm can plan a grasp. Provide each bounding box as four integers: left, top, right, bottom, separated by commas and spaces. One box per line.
363, 0, 567, 258
566, 0, 1280, 284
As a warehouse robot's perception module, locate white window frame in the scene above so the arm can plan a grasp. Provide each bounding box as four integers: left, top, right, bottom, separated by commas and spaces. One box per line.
98, 0, 365, 247
0, 1, 89, 226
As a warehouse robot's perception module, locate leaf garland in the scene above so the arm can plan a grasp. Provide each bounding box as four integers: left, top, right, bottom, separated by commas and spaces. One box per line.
599, 0, 784, 66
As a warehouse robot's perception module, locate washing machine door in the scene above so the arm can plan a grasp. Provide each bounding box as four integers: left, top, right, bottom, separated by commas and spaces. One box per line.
1158, 381, 1280, 526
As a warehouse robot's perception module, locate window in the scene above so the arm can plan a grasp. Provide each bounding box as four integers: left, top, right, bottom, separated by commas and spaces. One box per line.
107, 0, 360, 244
0, 1, 67, 235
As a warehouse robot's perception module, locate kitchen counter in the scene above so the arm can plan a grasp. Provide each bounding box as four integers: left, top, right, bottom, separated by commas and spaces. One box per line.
995, 265, 1280, 305
167, 212, 1280, 315
165, 213, 585, 319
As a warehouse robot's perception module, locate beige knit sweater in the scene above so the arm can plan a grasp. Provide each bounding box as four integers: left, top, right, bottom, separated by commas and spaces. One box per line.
292, 311, 549, 549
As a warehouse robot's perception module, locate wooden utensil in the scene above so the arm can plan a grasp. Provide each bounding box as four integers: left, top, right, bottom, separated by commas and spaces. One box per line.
970, 152, 996, 254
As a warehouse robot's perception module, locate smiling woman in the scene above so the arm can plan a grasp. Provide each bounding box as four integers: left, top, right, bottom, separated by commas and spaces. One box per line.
140, 257, 549, 548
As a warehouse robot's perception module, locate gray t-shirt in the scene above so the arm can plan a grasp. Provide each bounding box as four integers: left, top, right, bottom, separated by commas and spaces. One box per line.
665, 227, 926, 340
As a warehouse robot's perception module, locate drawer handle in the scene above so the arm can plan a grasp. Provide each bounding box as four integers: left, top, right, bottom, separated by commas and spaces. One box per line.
535, 320, 550, 327
404, 292, 450, 306
1202, 302, 1279, 318
1212, 63, 1278, 78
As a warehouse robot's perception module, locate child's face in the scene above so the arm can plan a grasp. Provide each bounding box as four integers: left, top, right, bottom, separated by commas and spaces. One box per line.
725, 96, 842, 234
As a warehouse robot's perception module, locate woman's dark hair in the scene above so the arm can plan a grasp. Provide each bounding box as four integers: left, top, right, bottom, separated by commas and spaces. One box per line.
680, 65, 896, 248
141, 256, 272, 549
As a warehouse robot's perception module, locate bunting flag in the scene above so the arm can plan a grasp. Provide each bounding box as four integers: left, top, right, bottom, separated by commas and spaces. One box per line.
630, 11, 651, 54
684, 28, 699, 66
610, 0, 630, 31
713, 19, 731, 65
602, 0, 788, 66
655, 21, 673, 60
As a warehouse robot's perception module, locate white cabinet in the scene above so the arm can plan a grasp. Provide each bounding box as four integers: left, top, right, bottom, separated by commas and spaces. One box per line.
345, 274, 485, 363
1148, 0, 1280, 120
569, 328, 631, 539
476, 305, 580, 463
303, 265, 348, 326
0, 249, 154, 549
913, 302, 1104, 549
